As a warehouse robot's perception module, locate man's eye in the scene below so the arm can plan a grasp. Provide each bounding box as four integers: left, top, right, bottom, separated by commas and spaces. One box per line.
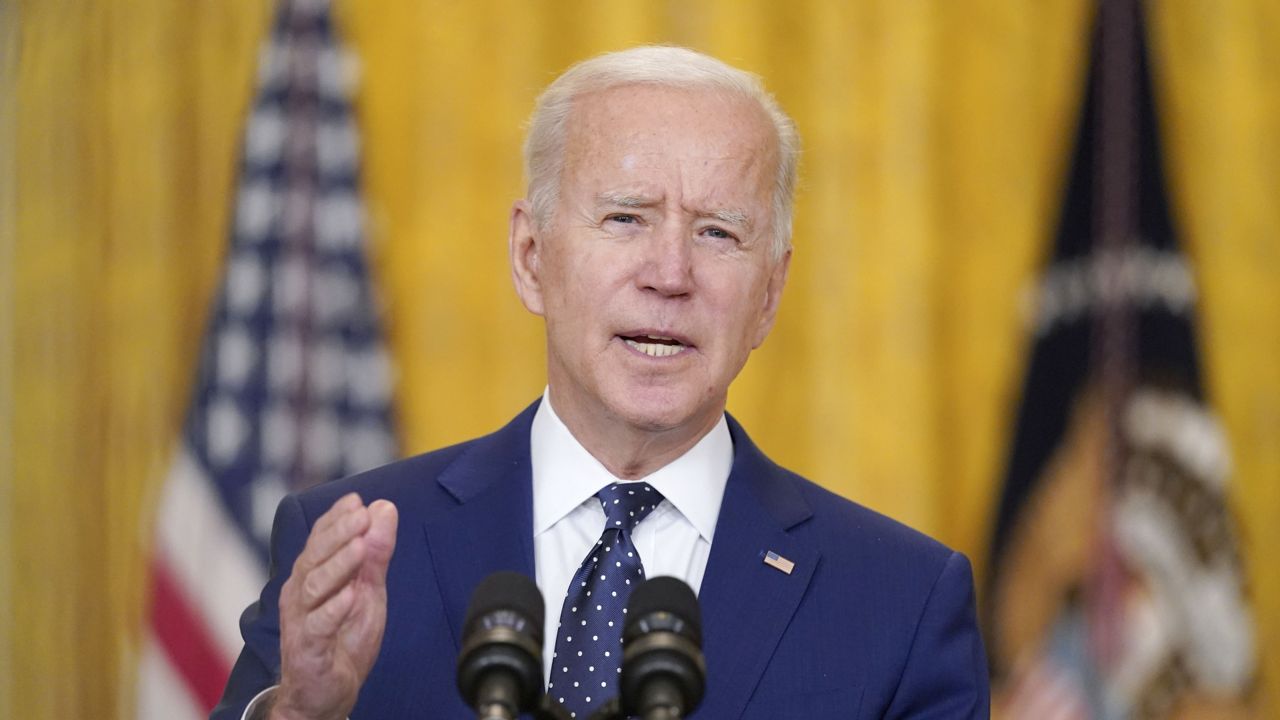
606, 214, 640, 224
702, 226, 735, 240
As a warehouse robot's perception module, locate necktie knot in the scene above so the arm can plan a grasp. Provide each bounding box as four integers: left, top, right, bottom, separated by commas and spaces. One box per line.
596, 482, 663, 533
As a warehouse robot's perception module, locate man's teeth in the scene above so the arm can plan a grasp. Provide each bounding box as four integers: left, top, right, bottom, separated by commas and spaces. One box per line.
624, 337, 685, 357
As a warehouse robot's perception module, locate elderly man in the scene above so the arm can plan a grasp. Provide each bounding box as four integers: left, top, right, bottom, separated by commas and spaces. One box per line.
214, 46, 989, 720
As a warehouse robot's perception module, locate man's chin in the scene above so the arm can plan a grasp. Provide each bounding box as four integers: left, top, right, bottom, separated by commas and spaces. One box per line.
606, 390, 722, 438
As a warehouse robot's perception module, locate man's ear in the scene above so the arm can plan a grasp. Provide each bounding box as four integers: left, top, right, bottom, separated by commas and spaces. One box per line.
751, 248, 791, 349
509, 200, 546, 317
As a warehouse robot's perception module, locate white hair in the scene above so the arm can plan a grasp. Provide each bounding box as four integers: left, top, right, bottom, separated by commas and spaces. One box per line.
523, 45, 800, 259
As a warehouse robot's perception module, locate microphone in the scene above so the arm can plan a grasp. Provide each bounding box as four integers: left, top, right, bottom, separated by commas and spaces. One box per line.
457, 571, 545, 720
619, 576, 706, 720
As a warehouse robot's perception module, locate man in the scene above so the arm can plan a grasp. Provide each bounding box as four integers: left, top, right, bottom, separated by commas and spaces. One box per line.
214, 46, 989, 720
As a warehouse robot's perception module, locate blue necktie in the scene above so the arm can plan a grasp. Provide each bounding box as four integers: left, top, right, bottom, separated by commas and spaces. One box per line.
549, 482, 664, 718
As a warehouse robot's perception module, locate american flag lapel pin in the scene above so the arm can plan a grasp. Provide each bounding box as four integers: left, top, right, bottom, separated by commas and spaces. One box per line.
763, 550, 795, 575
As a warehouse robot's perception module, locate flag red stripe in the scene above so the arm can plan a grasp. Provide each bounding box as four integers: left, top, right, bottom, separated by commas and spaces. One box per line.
149, 557, 234, 712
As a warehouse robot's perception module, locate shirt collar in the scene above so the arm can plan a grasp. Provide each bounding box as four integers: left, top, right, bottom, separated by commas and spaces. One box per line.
530, 390, 731, 543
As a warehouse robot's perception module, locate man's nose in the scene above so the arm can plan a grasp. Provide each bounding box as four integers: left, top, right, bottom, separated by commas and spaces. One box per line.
637, 221, 694, 296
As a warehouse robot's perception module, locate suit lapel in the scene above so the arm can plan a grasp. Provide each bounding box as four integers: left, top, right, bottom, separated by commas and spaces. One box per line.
422, 402, 539, 652
695, 416, 819, 719
417, 404, 816, 717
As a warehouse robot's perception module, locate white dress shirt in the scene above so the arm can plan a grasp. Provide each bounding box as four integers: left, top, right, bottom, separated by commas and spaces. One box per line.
531, 392, 732, 684
243, 393, 732, 717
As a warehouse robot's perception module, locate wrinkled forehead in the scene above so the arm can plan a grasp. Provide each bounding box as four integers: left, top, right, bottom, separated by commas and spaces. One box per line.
560, 84, 779, 201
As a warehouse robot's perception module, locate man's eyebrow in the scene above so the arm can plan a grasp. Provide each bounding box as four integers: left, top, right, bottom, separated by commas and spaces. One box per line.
595, 192, 754, 230
700, 208, 752, 229
595, 191, 657, 208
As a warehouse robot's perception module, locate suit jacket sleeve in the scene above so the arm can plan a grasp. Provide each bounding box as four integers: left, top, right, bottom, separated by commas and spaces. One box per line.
883, 550, 990, 719
210, 494, 312, 720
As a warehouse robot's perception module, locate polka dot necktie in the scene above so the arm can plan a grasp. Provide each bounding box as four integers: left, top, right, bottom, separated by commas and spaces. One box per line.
549, 482, 664, 718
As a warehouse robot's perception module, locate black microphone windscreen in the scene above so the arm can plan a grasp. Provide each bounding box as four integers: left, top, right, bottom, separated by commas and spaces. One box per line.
624, 576, 701, 645
464, 570, 545, 645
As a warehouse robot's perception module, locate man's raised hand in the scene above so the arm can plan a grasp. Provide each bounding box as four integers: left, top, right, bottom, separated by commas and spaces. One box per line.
271, 493, 398, 720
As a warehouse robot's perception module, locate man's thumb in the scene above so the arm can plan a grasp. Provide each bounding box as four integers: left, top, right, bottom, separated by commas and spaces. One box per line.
364, 500, 398, 572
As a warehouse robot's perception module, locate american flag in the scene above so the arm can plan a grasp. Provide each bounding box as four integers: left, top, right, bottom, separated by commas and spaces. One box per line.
137, 0, 396, 716
985, 4, 1255, 717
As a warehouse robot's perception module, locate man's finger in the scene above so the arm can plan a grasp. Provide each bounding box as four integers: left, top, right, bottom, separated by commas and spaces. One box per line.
311, 492, 362, 536
362, 500, 399, 586
299, 535, 367, 610
302, 493, 364, 553
303, 582, 357, 640
296, 499, 371, 573
366, 501, 398, 556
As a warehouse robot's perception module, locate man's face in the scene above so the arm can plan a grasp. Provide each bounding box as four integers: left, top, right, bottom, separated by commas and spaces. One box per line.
511, 84, 790, 443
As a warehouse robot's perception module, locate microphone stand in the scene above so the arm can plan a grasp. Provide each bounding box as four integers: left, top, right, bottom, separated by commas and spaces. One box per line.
534, 696, 575, 720
585, 698, 624, 720
586, 697, 686, 720
470, 685, 574, 720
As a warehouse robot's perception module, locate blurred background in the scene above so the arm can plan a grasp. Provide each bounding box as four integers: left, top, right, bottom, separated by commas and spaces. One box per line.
2, 0, 1277, 718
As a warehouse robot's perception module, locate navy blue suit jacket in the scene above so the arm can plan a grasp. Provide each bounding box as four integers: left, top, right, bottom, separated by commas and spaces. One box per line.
213, 402, 989, 718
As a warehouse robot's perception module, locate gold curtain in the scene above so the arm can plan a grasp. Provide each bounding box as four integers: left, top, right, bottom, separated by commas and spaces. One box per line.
3, 1, 1277, 718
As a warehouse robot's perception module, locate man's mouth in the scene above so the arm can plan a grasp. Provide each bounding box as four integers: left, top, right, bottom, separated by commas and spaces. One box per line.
620, 334, 689, 358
